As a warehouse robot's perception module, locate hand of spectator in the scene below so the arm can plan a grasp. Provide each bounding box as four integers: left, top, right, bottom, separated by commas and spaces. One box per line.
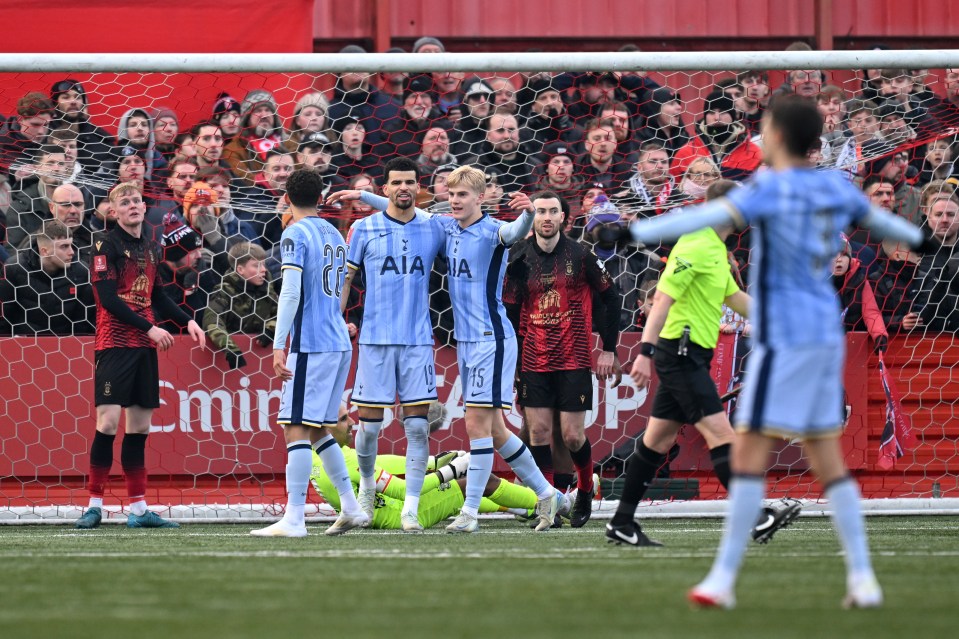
902, 313, 923, 331
255, 334, 272, 348
629, 354, 653, 390
191, 210, 219, 236
273, 349, 293, 381
275, 197, 291, 214
326, 190, 363, 207
147, 325, 174, 351
507, 191, 534, 215
226, 350, 248, 370
186, 320, 207, 349
14, 165, 35, 181
873, 335, 888, 354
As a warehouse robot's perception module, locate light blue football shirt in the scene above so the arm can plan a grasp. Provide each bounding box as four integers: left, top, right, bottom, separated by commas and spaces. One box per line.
724, 167, 870, 349
280, 217, 351, 353
434, 214, 515, 343
346, 210, 445, 346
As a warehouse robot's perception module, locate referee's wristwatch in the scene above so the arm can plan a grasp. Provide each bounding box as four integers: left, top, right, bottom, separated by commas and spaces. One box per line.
638, 342, 656, 358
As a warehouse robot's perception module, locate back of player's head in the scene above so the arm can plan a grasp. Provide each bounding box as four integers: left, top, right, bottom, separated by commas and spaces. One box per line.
446, 165, 487, 195
705, 179, 738, 201
767, 96, 823, 158
382, 157, 420, 183
285, 169, 324, 208
531, 189, 570, 223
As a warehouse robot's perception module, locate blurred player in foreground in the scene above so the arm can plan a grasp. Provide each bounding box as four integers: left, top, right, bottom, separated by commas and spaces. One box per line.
607, 179, 799, 547
624, 97, 929, 609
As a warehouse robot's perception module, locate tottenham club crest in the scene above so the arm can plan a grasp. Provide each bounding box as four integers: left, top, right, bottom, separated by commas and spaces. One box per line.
281, 238, 296, 259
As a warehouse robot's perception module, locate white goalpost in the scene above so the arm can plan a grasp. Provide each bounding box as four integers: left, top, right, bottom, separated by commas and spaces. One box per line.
1, 50, 958, 523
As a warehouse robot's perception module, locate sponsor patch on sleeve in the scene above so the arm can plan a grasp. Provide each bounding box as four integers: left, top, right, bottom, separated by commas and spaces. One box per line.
94, 255, 107, 272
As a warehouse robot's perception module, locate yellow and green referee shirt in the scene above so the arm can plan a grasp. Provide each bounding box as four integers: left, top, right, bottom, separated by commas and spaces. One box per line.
657, 227, 740, 349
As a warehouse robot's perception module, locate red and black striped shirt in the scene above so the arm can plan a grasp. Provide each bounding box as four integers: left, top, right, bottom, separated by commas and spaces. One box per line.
504, 234, 620, 372
91, 226, 161, 350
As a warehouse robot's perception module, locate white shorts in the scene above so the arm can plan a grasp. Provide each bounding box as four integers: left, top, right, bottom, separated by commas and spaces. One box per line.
352, 344, 437, 408
734, 343, 846, 439
277, 351, 351, 428
458, 337, 516, 409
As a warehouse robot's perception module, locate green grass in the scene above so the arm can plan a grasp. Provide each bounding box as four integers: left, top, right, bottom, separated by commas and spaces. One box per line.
0, 517, 955, 639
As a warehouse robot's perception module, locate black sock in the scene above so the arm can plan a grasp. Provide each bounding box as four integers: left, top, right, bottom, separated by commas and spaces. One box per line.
529, 444, 554, 484
612, 439, 666, 525
553, 473, 575, 492
709, 443, 732, 491
121, 433, 147, 471
90, 431, 116, 468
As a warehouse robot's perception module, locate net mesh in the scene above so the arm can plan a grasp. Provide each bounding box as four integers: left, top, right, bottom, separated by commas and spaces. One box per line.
0, 62, 957, 520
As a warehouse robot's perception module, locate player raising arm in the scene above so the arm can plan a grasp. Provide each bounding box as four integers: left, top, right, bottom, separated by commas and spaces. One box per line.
75, 183, 205, 530
250, 170, 369, 538
623, 97, 928, 609
326, 158, 445, 532
339, 167, 567, 533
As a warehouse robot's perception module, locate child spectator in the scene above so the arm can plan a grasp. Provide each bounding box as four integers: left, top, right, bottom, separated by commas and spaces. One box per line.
202, 242, 278, 370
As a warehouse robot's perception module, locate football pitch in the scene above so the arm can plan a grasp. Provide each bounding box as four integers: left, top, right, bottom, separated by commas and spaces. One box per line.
0, 516, 955, 639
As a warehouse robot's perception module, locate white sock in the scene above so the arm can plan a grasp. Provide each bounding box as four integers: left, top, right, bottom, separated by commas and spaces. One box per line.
315, 434, 360, 513
354, 419, 382, 489
129, 500, 147, 517
284, 440, 312, 525
498, 434, 552, 499
463, 437, 494, 517
701, 475, 765, 593
402, 416, 429, 515
88, 497, 103, 509
825, 477, 874, 579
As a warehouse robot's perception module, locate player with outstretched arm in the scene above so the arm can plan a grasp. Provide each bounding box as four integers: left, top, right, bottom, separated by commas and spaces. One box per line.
328, 158, 445, 532
332, 166, 566, 533
622, 96, 930, 609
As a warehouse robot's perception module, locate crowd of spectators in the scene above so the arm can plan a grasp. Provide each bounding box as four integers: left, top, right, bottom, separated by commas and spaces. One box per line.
2, 39, 959, 365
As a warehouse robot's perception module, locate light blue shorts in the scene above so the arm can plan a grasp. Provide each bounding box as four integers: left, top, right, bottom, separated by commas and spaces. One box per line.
457, 337, 516, 409
734, 343, 846, 439
277, 351, 351, 428
351, 344, 437, 408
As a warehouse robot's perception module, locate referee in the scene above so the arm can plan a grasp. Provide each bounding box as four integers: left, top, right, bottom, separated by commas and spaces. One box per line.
504, 189, 622, 528
606, 180, 792, 547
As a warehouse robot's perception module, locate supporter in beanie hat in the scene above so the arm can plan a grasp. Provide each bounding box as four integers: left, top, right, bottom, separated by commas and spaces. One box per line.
212, 92, 242, 140
182, 181, 220, 226
151, 106, 180, 155
161, 213, 204, 266
412, 37, 445, 53
239, 89, 284, 138
47, 78, 114, 173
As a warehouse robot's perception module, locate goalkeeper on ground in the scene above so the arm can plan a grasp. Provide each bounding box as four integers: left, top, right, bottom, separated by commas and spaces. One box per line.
311, 405, 554, 530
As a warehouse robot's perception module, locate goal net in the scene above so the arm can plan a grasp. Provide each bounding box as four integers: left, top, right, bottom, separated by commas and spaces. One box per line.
0, 51, 957, 522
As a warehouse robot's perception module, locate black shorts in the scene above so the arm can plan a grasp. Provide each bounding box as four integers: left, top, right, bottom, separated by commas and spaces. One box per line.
650, 338, 723, 424
518, 368, 593, 412
94, 347, 160, 408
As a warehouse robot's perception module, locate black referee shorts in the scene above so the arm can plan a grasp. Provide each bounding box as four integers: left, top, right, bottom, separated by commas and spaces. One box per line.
519, 368, 593, 412
94, 347, 160, 408
650, 338, 723, 424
